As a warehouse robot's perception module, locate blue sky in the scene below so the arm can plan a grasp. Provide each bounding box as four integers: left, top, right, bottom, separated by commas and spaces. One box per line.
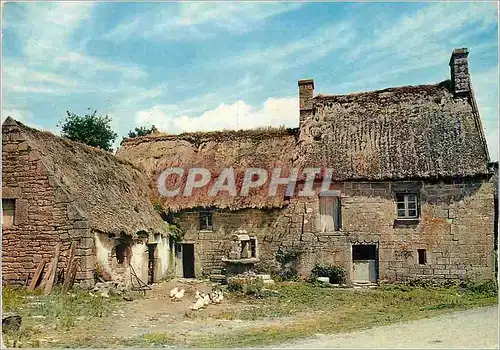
2, 2, 499, 160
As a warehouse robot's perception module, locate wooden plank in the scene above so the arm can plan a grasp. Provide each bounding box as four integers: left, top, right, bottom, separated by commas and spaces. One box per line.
64, 257, 79, 293
44, 243, 61, 295
62, 242, 76, 291
28, 260, 45, 291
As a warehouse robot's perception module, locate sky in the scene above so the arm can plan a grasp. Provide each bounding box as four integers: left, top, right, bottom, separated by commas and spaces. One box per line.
1, 1, 499, 160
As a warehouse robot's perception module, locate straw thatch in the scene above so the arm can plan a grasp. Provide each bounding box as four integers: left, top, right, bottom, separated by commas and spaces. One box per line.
119, 80, 490, 212
4, 117, 166, 236
296, 80, 490, 180
117, 128, 298, 211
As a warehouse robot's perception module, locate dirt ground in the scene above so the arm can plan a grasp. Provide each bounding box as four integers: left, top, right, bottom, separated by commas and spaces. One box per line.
71, 278, 296, 346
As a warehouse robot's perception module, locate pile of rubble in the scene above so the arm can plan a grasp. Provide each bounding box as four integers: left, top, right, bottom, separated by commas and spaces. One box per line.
90, 281, 127, 298
234, 272, 275, 285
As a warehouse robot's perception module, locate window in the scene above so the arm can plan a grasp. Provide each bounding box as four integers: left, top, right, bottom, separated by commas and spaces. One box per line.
249, 238, 257, 258
396, 193, 418, 219
2, 199, 15, 228
199, 211, 213, 231
319, 193, 341, 232
115, 243, 128, 264
417, 249, 427, 265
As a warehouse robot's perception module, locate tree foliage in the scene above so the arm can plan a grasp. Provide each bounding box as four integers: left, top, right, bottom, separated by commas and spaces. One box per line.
59, 109, 117, 151
125, 125, 158, 140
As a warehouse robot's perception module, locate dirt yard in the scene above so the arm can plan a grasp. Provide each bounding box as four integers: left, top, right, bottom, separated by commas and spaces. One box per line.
96, 279, 295, 345
2, 278, 498, 348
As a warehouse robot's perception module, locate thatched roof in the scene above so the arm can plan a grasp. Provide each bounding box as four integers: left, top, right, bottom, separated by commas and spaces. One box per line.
118, 80, 490, 212
296, 80, 490, 180
117, 128, 298, 212
2, 117, 166, 236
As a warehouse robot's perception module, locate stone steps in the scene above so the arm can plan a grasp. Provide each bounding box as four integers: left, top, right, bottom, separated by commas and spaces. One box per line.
209, 274, 226, 283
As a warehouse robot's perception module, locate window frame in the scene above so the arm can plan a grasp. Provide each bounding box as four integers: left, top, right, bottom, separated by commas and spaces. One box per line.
417, 249, 427, 265
2, 198, 16, 228
396, 193, 419, 219
199, 211, 213, 231
319, 191, 342, 232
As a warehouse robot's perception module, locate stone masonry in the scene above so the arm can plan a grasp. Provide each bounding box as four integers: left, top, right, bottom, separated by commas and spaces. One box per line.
174, 178, 494, 282
2, 122, 94, 286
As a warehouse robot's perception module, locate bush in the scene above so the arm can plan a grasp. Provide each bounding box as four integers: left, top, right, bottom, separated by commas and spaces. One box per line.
305, 274, 332, 288
310, 264, 346, 284
227, 276, 264, 296
274, 247, 302, 281
460, 279, 498, 297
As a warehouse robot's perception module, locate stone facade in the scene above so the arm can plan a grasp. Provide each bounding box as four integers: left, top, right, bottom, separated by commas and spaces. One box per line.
2, 118, 170, 288
173, 178, 495, 282
2, 122, 94, 286
112, 48, 495, 284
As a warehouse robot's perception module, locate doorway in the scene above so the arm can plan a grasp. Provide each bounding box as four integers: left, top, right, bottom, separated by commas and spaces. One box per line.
179, 243, 195, 278
147, 244, 157, 284
352, 244, 378, 283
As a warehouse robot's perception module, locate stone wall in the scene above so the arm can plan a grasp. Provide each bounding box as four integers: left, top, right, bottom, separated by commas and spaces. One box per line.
173, 178, 495, 282
2, 125, 94, 286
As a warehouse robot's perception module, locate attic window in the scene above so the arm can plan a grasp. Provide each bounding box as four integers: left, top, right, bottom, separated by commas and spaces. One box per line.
396, 193, 418, 219
2, 199, 15, 228
199, 211, 213, 231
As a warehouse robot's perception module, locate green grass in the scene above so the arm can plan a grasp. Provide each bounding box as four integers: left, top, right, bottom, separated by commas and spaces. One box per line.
191, 281, 498, 348
120, 332, 177, 347
1, 285, 125, 348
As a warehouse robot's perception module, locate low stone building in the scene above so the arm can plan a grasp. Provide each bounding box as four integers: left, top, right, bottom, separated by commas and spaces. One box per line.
2, 118, 172, 288
117, 48, 496, 284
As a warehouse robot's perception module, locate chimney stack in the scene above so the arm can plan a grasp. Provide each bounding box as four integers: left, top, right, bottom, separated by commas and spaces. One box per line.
298, 79, 314, 125
449, 48, 470, 97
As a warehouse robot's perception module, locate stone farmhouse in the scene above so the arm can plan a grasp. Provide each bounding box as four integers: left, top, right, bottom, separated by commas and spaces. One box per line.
2, 118, 171, 288
1, 48, 496, 288
117, 48, 496, 284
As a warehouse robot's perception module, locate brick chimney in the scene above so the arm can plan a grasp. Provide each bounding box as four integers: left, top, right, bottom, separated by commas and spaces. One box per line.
298, 79, 314, 125
449, 48, 470, 97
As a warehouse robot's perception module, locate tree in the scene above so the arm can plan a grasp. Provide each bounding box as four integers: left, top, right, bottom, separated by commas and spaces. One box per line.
126, 125, 159, 139
59, 109, 118, 151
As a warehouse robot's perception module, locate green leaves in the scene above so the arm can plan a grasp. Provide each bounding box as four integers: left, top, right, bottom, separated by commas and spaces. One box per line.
59, 109, 118, 151
124, 125, 158, 140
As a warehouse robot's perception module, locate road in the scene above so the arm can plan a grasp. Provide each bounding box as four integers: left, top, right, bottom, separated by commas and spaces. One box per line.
278, 306, 499, 349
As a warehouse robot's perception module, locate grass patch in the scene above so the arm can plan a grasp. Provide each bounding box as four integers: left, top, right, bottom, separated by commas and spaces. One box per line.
120, 332, 177, 347
193, 281, 498, 348
1, 285, 126, 348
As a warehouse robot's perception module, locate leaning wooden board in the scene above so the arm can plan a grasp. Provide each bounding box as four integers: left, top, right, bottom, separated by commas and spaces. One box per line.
43, 243, 61, 295
63, 242, 77, 292
28, 260, 45, 291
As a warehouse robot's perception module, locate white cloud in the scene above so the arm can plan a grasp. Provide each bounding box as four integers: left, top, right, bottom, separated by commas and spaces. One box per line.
220, 22, 353, 74
132, 97, 299, 133
104, 2, 303, 41
372, 2, 497, 52
470, 67, 499, 161
485, 127, 499, 162
1, 108, 47, 131
2, 2, 147, 97
53, 52, 147, 80
6, 2, 95, 61
2, 108, 31, 123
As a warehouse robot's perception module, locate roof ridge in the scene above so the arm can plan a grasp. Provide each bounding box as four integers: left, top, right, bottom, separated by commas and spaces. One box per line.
315, 80, 451, 99
9, 118, 142, 172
